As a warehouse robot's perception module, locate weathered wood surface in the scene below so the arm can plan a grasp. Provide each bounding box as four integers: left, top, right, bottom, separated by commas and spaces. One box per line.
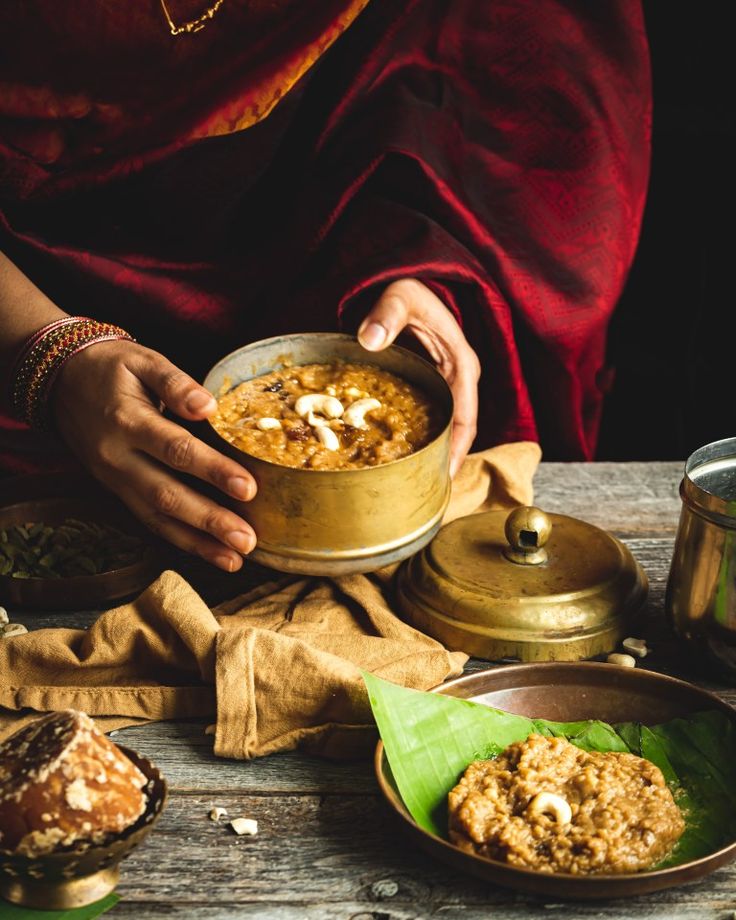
7, 462, 736, 920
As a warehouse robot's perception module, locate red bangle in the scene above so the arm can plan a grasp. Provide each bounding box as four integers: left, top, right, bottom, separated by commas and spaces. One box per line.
10, 317, 135, 431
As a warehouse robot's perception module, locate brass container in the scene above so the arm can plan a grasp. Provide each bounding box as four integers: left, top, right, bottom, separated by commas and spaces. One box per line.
203, 333, 452, 575
0, 745, 167, 910
398, 505, 648, 661
666, 437, 736, 679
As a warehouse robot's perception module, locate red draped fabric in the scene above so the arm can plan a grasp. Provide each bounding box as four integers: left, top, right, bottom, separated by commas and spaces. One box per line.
0, 0, 651, 473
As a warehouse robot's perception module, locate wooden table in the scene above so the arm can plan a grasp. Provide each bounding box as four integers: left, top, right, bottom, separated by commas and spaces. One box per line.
10, 462, 736, 919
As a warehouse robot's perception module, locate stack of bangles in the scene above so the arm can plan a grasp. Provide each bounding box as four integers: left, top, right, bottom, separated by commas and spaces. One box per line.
11, 316, 135, 432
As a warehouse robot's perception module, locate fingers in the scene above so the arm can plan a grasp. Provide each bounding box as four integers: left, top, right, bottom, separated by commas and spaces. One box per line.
357, 281, 412, 351
413, 323, 479, 477
133, 412, 257, 502
359, 278, 480, 477
131, 348, 218, 421
53, 339, 258, 571
445, 342, 480, 478
114, 453, 256, 571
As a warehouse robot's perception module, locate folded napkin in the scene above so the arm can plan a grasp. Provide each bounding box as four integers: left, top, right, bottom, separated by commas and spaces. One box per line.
0, 442, 540, 758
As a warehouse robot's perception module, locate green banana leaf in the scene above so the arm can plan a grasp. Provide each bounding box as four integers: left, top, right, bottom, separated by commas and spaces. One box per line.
0, 893, 119, 920
364, 672, 736, 870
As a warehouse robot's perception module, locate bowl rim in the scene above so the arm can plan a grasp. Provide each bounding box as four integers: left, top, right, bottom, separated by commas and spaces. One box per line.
373, 661, 736, 890
203, 331, 454, 474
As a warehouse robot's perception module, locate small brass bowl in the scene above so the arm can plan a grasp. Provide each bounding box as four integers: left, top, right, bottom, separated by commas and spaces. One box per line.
203, 333, 453, 575
0, 473, 163, 610
0, 745, 168, 910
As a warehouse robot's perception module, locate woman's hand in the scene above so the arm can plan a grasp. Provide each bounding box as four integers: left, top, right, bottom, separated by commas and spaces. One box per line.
357, 279, 480, 476
53, 340, 257, 572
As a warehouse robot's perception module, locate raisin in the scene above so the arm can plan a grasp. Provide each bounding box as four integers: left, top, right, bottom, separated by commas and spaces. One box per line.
286, 425, 310, 442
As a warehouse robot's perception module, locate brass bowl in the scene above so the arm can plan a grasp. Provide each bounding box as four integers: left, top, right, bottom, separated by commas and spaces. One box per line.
0, 473, 163, 610
375, 663, 736, 899
203, 333, 453, 575
0, 745, 168, 910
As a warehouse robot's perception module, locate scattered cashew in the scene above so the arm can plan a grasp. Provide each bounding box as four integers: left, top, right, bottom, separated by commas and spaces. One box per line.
343, 398, 381, 429
622, 637, 648, 659
325, 385, 337, 396
607, 652, 636, 668
294, 394, 344, 420
1, 623, 28, 639
256, 417, 282, 431
527, 792, 572, 825
316, 426, 340, 451
0, 606, 8, 626
230, 817, 258, 836
209, 806, 228, 822
343, 386, 366, 400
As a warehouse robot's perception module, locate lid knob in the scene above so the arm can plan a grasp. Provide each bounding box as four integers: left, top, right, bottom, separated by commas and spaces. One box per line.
503, 506, 551, 565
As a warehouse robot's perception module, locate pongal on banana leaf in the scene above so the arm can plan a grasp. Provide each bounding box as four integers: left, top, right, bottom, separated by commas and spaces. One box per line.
364, 672, 736, 870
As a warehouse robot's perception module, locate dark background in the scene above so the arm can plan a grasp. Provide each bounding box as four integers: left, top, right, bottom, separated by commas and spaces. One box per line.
597, 3, 735, 460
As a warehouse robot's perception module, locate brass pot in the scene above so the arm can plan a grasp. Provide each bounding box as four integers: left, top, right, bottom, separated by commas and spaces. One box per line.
203, 333, 452, 575
666, 437, 736, 680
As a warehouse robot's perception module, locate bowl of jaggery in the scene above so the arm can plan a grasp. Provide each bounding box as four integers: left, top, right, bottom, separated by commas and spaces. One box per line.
0, 710, 168, 909
203, 333, 453, 575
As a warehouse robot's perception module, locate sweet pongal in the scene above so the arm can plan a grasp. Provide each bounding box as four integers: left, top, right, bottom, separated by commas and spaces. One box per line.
211, 362, 441, 470
448, 734, 684, 874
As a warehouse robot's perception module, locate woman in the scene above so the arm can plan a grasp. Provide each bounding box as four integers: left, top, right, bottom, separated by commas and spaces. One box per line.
0, 0, 651, 571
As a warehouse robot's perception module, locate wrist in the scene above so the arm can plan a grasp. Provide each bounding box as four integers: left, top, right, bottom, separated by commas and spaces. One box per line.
9, 317, 135, 431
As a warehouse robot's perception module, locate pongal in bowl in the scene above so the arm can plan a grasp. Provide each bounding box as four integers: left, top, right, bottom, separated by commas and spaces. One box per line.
211, 361, 442, 471
203, 334, 452, 575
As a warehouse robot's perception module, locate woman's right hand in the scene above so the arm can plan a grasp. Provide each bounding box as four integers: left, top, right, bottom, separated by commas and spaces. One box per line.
52, 339, 257, 572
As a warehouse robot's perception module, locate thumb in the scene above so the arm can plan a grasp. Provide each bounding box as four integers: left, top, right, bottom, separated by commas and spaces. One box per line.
132, 349, 217, 420
357, 280, 413, 351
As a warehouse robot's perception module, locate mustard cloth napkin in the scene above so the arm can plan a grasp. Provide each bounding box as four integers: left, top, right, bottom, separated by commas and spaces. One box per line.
0, 442, 540, 758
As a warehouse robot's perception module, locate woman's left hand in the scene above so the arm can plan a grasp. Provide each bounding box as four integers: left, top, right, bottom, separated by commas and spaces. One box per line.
357, 278, 480, 477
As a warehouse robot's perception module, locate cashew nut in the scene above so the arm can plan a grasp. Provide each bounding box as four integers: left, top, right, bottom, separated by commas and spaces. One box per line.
256, 417, 282, 431
316, 426, 340, 451
607, 653, 636, 668
306, 410, 329, 428
622, 637, 648, 659
343, 398, 381, 429
527, 791, 572, 825
230, 817, 258, 836
325, 385, 338, 396
344, 386, 366, 400
295, 394, 344, 420
0, 606, 8, 626
209, 806, 228, 822
1, 623, 28, 639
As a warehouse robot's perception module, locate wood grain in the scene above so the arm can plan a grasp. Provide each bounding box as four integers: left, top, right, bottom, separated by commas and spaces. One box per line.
5, 462, 736, 919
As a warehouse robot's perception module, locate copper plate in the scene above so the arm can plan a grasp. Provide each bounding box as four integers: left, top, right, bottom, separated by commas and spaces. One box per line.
0, 744, 168, 909
0, 473, 163, 610
374, 662, 736, 899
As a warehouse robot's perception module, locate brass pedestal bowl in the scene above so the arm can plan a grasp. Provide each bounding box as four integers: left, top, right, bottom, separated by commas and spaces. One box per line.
0, 746, 168, 910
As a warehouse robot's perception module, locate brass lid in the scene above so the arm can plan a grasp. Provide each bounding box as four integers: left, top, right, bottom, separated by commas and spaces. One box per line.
397, 506, 648, 662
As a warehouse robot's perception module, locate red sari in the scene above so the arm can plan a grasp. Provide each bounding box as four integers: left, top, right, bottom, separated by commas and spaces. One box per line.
0, 0, 651, 471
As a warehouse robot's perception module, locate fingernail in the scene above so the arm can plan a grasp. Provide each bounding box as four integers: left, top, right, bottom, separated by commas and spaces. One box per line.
227, 476, 254, 500
186, 390, 217, 413
226, 530, 255, 554
214, 553, 242, 572
358, 321, 387, 350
